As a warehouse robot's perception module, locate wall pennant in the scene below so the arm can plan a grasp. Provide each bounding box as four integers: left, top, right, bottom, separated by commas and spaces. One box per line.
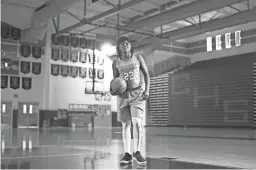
71, 36, 79, 48
61, 65, 69, 77
51, 48, 60, 61
20, 44, 31, 58
51, 34, 60, 46
89, 68, 95, 79
61, 35, 70, 47
79, 51, 87, 63
97, 69, 104, 79
51, 64, 60, 76
10, 26, 20, 40
32, 46, 42, 59
32, 62, 41, 75
1, 23, 10, 39
1, 75, 8, 89
79, 38, 87, 49
79, 67, 87, 78
70, 50, 78, 63
20, 61, 31, 74
61, 48, 70, 62
10, 76, 20, 90
70, 66, 78, 78
22, 77, 32, 90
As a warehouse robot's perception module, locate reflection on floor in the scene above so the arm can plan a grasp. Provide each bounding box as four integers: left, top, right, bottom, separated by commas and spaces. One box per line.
1, 127, 255, 169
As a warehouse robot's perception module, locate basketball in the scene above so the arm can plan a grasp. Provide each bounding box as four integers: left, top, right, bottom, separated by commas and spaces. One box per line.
110, 77, 127, 94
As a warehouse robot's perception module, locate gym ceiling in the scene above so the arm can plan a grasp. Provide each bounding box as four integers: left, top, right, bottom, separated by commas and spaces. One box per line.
1, 0, 256, 51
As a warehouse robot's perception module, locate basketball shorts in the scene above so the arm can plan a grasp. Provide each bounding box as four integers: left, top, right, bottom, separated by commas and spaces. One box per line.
118, 86, 146, 123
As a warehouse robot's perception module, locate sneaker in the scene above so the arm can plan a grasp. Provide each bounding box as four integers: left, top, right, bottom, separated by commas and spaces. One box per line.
120, 152, 132, 164
133, 151, 146, 165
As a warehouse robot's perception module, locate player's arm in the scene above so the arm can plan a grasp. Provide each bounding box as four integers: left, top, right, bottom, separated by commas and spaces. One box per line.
112, 60, 119, 78
110, 60, 119, 95
137, 54, 150, 94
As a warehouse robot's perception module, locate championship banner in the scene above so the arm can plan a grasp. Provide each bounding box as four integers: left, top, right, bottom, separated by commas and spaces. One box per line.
61, 48, 69, 62
79, 67, 87, 78
20, 61, 30, 74
71, 36, 79, 48
87, 39, 94, 50
88, 53, 94, 64
89, 68, 95, 79
51, 48, 60, 61
32, 62, 41, 75
32, 46, 42, 59
97, 56, 104, 65
51, 64, 60, 76
79, 51, 87, 63
1, 75, 8, 89
61, 65, 69, 77
79, 38, 87, 49
70, 66, 78, 78
1, 58, 19, 75
1, 23, 10, 39
97, 69, 104, 79
20, 44, 31, 57
51, 34, 60, 46
61, 35, 70, 46
70, 50, 78, 63
10, 26, 20, 40
22, 77, 32, 90
10, 76, 20, 89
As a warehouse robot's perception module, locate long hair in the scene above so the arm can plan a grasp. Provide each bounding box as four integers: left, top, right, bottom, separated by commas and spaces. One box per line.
116, 36, 134, 58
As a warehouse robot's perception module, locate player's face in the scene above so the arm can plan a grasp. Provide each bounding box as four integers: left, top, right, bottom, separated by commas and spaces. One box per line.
119, 40, 131, 53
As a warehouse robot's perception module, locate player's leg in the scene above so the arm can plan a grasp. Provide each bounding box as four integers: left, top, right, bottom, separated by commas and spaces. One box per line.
130, 105, 146, 165
118, 106, 132, 164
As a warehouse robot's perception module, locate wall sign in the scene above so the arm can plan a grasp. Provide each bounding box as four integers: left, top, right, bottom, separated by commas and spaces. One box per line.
207, 30, 242, 52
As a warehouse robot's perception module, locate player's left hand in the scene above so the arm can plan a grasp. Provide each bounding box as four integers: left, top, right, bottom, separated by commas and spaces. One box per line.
141, 90, 149, 101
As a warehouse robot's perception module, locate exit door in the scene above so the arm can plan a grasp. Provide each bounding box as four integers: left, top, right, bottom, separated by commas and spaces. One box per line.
18, 103, 39, 128
1, 102, 12, 128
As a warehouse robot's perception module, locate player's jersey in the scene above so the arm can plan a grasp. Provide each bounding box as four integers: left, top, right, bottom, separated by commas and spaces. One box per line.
116, 54, 144, 90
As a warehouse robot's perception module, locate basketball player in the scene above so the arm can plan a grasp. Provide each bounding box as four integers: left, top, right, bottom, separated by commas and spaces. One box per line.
110, 36, 150, 165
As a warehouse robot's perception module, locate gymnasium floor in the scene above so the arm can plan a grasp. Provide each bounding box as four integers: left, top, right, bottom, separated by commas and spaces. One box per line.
1, 127, 256, 169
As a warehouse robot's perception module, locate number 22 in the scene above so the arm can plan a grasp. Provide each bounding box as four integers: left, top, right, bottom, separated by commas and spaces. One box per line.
124, 72, 134, 80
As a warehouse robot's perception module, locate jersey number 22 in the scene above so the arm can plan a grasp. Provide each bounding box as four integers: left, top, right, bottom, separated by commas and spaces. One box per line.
123, 71, 134, 80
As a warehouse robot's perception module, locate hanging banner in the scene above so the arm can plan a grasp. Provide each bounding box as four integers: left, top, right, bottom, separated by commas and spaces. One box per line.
32, 46, 42, 59
97, 56, 104, 65
70, 50, 78, 63
10, 26, 20, 40
22, 77, 32, 90
89, 68, 95, 79
79, 67, 87, 78
10, 76, 20, 89
79, 38, 87, 49
61, 35, 70, 46
79, 51, 87, 63
20, 44, 31, 58
97, 69, 104, 79
71, 36, 79, 48
51, 64, 60, 76
1, 24, 10, 39
88, 53, 94, 64
1, 75, 8, 89
32, 62, 41, 75
70, 66, 78, 78
61, 65, 69, 77
51, 34, 60, 46
20, 61, 30, 74
61, 48, 69, 62
51, 48, 60, 61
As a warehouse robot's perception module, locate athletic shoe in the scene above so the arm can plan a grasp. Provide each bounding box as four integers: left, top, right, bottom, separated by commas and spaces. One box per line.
120, 152, 132, 164
133, 151, 146, 165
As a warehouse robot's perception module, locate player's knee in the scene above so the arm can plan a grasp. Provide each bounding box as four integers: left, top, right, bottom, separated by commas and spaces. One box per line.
122, 121, 131, 130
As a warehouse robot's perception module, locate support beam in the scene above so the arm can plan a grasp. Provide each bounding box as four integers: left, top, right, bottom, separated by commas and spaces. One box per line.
228, 5, 241, 12
135, 8, 256, 47
56, 0, 145, 35
145, 1, 161, 9
125, 0, 244, 29
127, 8, 144, 16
